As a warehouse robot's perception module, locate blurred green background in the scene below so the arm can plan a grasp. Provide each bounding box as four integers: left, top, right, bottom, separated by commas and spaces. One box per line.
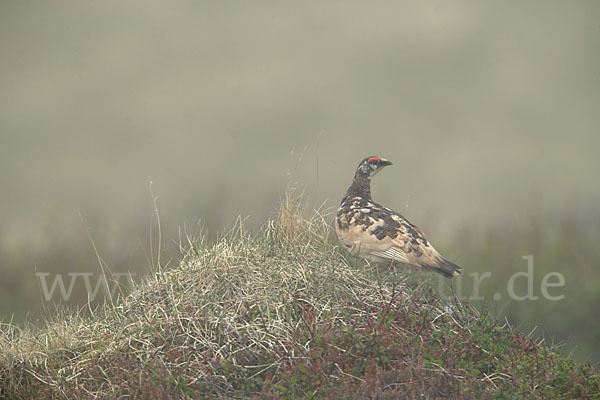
1, 1, 599, 366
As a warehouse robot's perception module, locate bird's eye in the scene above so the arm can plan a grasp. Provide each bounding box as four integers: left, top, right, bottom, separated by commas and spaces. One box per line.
368, 157, 380, 164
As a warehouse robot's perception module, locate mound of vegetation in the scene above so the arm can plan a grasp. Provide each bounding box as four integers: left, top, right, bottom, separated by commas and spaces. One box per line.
1, 192, 598, 399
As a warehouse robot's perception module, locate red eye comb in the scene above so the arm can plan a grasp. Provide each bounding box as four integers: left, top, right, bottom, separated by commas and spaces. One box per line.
368, 157, 381, 162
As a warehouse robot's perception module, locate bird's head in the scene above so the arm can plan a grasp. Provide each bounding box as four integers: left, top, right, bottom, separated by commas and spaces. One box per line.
355, 156, 392, 179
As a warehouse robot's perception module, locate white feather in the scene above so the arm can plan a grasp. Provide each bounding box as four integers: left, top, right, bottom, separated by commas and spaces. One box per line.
370, 248, 409, 263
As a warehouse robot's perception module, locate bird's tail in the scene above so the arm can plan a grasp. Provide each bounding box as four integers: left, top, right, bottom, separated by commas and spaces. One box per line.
428, 257, 463, 278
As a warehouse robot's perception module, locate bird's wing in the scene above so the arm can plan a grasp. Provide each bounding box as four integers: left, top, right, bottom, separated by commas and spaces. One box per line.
370, 247, 409, 263
364, 207, 443, 266
336, 211, 411, 262
336, 199, 438, 266
336, 196, 462, 277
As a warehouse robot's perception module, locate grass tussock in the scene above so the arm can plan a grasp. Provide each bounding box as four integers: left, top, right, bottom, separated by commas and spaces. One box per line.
1, 189, 599, 399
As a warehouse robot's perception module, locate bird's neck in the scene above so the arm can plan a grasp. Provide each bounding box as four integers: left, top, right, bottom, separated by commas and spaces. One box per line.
346, 175, 372, 200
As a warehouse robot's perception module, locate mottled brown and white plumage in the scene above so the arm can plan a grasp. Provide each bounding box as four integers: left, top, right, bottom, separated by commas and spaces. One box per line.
335, 156, 462, 278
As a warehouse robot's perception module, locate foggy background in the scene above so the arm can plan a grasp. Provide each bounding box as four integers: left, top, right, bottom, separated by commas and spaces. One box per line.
1, 1, 599, 365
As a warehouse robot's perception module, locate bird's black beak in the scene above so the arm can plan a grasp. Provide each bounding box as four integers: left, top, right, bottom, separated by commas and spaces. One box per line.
379, 159, 392, 166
